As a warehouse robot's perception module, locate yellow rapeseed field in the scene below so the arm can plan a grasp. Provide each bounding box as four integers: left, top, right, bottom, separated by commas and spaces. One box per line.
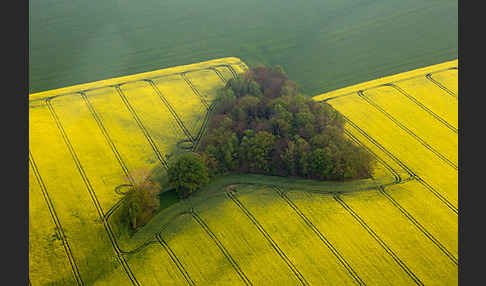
30, 58, 457, 285
29, 57, 247, 285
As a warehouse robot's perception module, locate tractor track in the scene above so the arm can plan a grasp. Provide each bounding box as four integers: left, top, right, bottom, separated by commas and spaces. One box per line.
80, 91, 136, 186
382, 83, 457, 133
190, 64, 237, 152
272, 186, 365, 286
332, 114, 458, 215
145, 79, 196, 143
426, 71, 457, 99
192, 103, 215, 152
115, 85, 169, 169
29, 61, 248, 285
118, 211, 193, 255
222, 64, 240, 79
29, 62, 245, 103
333, 194, 424, 286
344, 130, 402, 185
85, 63, 238, 221
317, 65, 457, 104
29, 152, 84, 286
190, 210, 252, 286
104, 194, 127, 221
155, 233, 196, 286
180, 72, 210, 109
376, 185, 458, 265
226, 191, 309, 286
357, 90, 458, 171
345, 127, 457, 264
45, 98, 140, 286
208, 67, 229, 84
235, 62, 249, 73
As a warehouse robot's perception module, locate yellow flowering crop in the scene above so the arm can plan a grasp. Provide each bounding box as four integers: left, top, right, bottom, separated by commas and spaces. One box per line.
29, 58, 457, 285
29, 57, 247, 285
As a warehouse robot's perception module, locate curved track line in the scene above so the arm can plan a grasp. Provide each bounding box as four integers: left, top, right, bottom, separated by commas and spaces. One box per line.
45, 99, 140, 286
191, 210, 252, 286
317, 65, 458, 104
115, 85, 169, 169
192, 104, 215, 152
145, 79, 196, 143
426, 73, 457, 99
155, 233, 196, 286
113, 184, 133, 195
334, 114, 458, 215
180, 73, 210, 109
84, 73, 209, 219
333, 194, 424, 286
346, 128, 457, 264
383, 83, 457, 133
376, 185, 458, 265
103, 194, 128, 221
226, 192, 309, 286
272, 186, 365, 286
119, 240, 159, 256
208, 67, 229, 84
191, 64, 238, 151
30, 62, 247, 285
117, 211, 193, 255
344, 130, 402, 185
225, 64, 239, 79
357, 90, 458, 170
29, 152, 84, 286
236, 63, 249, 73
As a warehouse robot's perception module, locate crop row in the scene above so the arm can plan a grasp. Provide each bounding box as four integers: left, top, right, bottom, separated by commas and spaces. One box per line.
320, 87, 458, 212
92, 107, 456, 285
29, 62, 242, 285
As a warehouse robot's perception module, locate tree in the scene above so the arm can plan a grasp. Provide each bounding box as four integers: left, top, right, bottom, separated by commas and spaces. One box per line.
248, 80, 263, 97
239, 130, 275, 173
196, 64, 373, 182
238, 95, 260, 118
221, 133, 240, 171
309, 148, 334, 180
281, 140, 296, 176
121, 169, 161, 231
294, 136, 311, 177
168, 153, 209, 198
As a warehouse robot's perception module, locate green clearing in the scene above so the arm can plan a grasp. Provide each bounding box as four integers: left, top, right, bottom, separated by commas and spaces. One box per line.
29, 0, 457, 96
96, 162, 456, 285
98, 173, 394, 285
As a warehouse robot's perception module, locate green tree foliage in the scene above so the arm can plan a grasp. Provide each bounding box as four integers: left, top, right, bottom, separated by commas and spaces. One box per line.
239, 130, 275, 173
120, 169, 161, 231
197, 65, 374, 182
168, 153, 209, 198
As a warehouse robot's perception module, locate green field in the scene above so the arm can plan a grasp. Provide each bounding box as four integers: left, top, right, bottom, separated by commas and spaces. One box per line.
29, 55, 457, 284
29, 0, 457, 96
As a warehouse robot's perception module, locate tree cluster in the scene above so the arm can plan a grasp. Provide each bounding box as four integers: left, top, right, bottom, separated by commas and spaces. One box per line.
197, 65, 374, 181
120, 170, 161, 231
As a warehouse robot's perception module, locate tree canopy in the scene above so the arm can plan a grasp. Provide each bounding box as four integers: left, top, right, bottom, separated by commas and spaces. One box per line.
119, 170, 160, 231
197, 65, 374, 181
167, 153, 210, 198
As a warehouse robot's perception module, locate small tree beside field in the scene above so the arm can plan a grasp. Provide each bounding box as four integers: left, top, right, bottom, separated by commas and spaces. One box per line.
167, 153, 209, 198
121, 169, 160, 231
